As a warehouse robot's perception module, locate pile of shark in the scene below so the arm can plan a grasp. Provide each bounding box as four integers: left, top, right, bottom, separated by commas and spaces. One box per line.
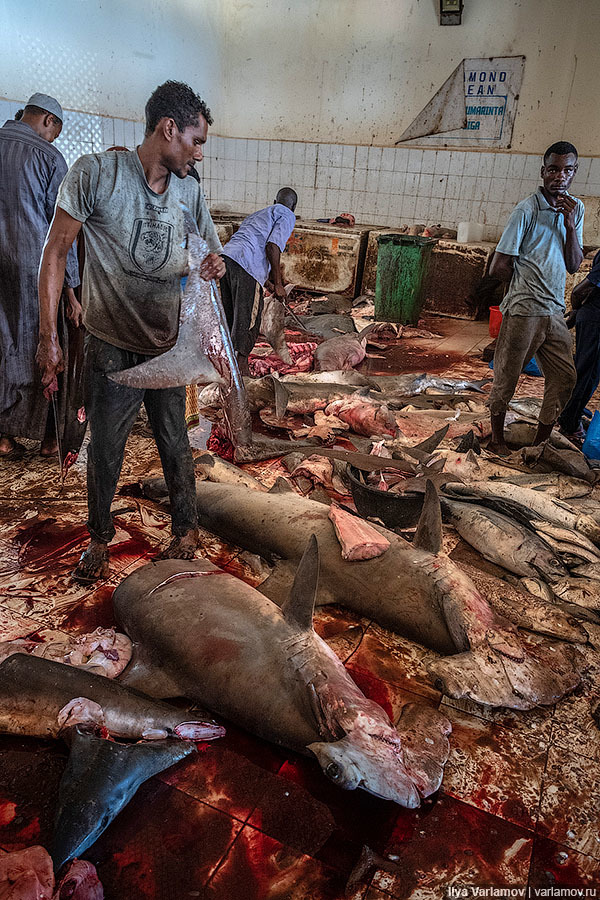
3, 228, 600, 890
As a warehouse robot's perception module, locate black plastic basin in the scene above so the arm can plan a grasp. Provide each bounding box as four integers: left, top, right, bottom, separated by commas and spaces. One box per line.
347, 464, 425, 529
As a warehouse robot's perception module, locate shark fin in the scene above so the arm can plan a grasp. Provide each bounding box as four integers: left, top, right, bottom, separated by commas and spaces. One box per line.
142, 476, 169, 499
51, 726, 195, 869
455, 429, 481, 454
281, 534, 320, 630
118, 646, 182, 699
411, 424, 449, 455
195, 452, 216, 469
268, 476, 295, 494
413, 480, 443, 554
270, 377, 290, 419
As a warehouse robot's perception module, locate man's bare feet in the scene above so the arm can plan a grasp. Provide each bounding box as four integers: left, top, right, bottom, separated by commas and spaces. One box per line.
487, 441, 511, 457
73, 540, 109, 584
157, 528, 200, 561
39, 437, 58, 457
0, 435, 25, 458
533, 422, 554, 446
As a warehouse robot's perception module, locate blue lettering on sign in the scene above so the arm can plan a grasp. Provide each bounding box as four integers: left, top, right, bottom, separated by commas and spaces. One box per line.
479, 72, 487, 82
468, 71, 477, 82
489, 72, 496, 82
467, 85, 474, 95
466, 121, 481, 130
499, 71, 507, 81
466, 105, 505, 115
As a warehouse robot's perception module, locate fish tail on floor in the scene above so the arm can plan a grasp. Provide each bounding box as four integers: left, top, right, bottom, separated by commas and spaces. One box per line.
51, 725, 196, 869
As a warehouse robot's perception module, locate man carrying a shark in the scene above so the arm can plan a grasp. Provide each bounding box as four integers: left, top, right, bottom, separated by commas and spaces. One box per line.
36, 81, 224, 583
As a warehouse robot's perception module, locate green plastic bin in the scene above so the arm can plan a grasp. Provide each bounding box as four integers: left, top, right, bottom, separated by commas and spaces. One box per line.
374, 233, 437, 325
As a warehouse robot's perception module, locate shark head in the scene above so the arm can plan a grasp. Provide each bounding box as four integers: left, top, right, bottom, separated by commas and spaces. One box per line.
309, 716, 421, 808
307, 700, 450, 809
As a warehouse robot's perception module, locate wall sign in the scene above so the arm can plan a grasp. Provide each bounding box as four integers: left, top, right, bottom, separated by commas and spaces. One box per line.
397, 56, 525, 149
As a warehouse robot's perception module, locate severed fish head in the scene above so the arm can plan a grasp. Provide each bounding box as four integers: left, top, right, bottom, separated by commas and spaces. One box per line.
308, 703, 451, 808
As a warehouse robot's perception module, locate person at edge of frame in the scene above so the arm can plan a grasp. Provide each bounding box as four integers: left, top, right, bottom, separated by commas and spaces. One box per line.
487, 141, 584, 456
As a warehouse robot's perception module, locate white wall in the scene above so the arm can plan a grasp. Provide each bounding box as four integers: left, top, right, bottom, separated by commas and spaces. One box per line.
1, 0, 599, 155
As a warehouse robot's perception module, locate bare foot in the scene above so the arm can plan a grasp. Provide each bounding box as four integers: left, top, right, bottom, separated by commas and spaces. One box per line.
487, 441, 511, 457
157, 528, 200, 561
0, 436, 25, 457
73, 540, 109, 583
40, 438, 58, 457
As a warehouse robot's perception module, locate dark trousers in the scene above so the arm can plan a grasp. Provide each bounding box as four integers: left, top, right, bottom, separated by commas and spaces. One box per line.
219, 256, 263, 357
84, 334, 197, 543
558, 310, 600, 434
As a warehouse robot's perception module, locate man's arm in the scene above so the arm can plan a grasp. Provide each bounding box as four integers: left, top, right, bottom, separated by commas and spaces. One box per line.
557, 195, 584, 274
489, 251, 515, 283
571, 277, 595, 309
266, 242, 286, 299
36, 208, 83, 389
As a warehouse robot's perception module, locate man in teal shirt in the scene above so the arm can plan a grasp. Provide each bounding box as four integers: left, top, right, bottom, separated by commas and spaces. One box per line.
488, 141, 584, 455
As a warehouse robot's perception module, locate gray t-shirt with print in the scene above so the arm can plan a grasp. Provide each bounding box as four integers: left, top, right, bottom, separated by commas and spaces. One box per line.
57, 149, 221, 354
497, 187, 584, 317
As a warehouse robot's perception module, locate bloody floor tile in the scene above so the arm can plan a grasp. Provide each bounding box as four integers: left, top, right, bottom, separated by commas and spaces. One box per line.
348, 667, 440, 729
88, 779, 242, 900
274, 756, 408, 859
202, 720, 289, 776
372, 793, 533, 899
440, 707, 546, 831
363, 889, 395, 900
439, 695, 554, 748
59, 580, 119, 632
550, 644, 600, 763
313, 604, 368, 663
158, 742, 283, 824
247, 772, 336, 856
345, 624, 441, 704
529, 836, 600, 888
204, 823, 347, 900
0, 738, 67, 852
537, 745, 600, 860
0, 605, 42, 641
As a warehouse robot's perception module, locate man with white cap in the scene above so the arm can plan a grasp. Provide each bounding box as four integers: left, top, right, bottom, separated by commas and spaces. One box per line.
0, 92, 80, 458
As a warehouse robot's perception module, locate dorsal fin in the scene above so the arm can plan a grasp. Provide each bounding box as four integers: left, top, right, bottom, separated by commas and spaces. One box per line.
281, 534, 320, 629
411, 424, 449, 455
413, 480, 443, 554
268, 476, 295, 494
270, 377, 290, 418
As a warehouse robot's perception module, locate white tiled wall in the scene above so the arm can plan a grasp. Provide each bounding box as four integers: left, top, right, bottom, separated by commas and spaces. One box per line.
2, 98, 599, 242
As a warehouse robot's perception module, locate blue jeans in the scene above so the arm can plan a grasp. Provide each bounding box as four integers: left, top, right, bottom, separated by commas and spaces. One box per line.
84, 334, 197, 542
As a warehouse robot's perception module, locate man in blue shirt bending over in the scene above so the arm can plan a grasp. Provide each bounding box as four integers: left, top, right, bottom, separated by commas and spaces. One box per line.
487, 141, 584, 455
220, 187, 297, 374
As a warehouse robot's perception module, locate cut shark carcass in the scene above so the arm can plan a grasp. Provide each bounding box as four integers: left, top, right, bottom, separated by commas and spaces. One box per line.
109, 227, 252, 450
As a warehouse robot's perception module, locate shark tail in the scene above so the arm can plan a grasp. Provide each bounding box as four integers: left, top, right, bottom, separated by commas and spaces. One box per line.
51, 726, 196, 870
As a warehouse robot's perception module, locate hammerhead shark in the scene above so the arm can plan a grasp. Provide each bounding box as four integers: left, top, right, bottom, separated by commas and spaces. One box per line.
114, 537, 452, 808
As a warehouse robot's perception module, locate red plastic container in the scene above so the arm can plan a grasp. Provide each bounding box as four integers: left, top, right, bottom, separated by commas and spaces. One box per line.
489, 306, 502, 338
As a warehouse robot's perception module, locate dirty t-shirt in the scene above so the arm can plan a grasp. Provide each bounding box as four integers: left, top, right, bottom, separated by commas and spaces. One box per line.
56, 149, 222, 354
497, 187, 584, 317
